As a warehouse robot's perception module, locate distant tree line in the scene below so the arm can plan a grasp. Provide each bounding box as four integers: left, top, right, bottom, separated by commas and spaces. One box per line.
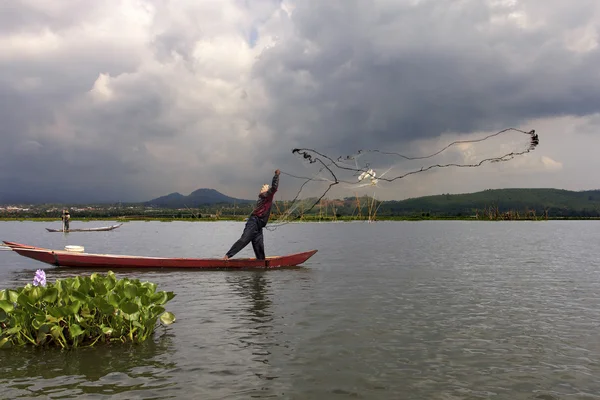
2, 189, 600, 220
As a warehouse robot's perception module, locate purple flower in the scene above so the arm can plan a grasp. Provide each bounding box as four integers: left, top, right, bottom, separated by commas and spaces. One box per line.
33, 269, 46, 287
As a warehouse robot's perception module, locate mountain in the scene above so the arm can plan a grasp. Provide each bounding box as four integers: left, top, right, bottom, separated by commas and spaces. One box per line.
144, 188, 254, 208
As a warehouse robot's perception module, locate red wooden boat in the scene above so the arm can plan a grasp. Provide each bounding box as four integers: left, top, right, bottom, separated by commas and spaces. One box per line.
2, 241, 317, 269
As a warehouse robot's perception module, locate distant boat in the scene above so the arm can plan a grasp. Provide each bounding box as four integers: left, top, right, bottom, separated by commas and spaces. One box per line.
45, 223, 123, 233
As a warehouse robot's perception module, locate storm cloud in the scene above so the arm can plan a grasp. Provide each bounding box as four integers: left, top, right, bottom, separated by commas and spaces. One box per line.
1, 0, 598, 203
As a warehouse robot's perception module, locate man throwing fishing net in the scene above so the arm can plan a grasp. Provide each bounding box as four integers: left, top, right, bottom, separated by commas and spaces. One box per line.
223, 169, 280, 260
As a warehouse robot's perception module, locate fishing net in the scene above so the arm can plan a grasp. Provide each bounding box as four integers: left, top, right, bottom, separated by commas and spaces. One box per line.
266, 128, 539, 230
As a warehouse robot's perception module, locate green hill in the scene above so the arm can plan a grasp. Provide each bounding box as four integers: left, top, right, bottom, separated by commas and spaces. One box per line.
377, 188, 600, 218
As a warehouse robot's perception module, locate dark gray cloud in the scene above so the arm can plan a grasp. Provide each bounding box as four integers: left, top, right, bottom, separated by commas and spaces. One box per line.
255, 0, 600, 156
0, 0, 598, 204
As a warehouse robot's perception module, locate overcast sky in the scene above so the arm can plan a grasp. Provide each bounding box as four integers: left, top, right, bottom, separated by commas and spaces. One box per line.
1, 0, 599, 203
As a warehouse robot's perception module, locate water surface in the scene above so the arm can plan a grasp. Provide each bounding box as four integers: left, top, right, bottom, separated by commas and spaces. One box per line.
1, 220, 600, 399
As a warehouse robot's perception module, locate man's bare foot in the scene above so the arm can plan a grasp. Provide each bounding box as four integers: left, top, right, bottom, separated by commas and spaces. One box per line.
222, 255, 229, 260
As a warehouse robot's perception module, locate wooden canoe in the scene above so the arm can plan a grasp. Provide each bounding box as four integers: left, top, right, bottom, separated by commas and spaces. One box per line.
2, 241, 318, 270
45, 223, 123, 233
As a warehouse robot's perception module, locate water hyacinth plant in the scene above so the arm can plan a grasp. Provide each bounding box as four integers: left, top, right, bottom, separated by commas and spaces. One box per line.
0, 270, 176, 349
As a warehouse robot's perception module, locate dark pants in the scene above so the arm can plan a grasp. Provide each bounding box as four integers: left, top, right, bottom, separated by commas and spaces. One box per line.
226, 216, 265, 259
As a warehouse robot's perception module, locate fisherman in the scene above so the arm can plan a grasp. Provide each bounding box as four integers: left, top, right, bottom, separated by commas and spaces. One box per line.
62, 209, 70, 231
223, 169, 280, 260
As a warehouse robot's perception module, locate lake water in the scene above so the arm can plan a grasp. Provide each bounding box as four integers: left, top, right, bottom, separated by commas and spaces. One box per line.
1, 220, 600, 399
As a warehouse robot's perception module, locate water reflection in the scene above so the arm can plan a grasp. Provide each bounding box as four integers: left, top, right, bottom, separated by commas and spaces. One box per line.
225, 272, 285, 398
226, 272, 274, 352
0, 333, 177, 398
229, 272, 273, 321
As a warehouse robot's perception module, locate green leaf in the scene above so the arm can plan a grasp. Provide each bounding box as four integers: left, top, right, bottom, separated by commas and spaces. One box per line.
72, 277, 81, 290
67, 300, 82, 315
105, 272, 117, 290
123, 283, 138, 299
30, 286, 43, 302
140, 293, 151, 306
120, 302, 139, 314
141, 282, 157, 295
16, 293, 30, 307
150, 292, 168, 305
92, 298, 114, 315
0, 300, 14, 313
132, 321, 144, 329
150, 306, 165, 319
0, 337, 10, 348
6, 326, 21, 334
0, 309, 7, 322
55, 280, 69, 303
93, 282, 108, 296
101, 326, 114, 335
80, 306, 93, 319
50, 325, 63, 340
69, 324, 85, 337
8, 290, 19, 303
160, 312, 176, 325
42, 288, 59, 303
32, 315, 46, 330
47, 306, 66, 318
107, 292, 120, 308
17, 295, 36, 314
36, 330, 48, 345
70, 290, 88, 303
74, 278, 90, 294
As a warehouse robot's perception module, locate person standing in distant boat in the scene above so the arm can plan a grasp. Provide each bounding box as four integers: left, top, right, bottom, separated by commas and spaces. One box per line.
223, 170, 280, 260
62, 209, 70, 231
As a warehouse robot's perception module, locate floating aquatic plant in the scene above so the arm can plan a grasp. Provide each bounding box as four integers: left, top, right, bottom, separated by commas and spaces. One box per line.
0, 271, 176, 349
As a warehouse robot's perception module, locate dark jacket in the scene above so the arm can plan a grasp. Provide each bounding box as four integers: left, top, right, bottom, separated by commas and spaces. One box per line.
251, 173, 279, 227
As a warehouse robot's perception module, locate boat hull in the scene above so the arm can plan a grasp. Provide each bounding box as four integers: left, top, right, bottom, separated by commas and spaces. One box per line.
45, 223, 123, 232
2, 241, 317, 269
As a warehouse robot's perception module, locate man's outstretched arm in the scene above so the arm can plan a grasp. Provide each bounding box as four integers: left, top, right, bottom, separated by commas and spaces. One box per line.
269, 169, 280, 194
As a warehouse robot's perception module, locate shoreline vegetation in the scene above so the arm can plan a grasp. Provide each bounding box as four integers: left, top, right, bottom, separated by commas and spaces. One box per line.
2, 215, 600, 222
3, 189, 600, 222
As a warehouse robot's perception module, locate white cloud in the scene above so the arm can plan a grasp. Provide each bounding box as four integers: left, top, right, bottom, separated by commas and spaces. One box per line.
90, 73, 114, 101
540, 156, 563, 171
564, 25, 598, 53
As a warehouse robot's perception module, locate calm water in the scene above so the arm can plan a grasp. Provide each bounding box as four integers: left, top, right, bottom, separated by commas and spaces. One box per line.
1, 220, 600, 399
